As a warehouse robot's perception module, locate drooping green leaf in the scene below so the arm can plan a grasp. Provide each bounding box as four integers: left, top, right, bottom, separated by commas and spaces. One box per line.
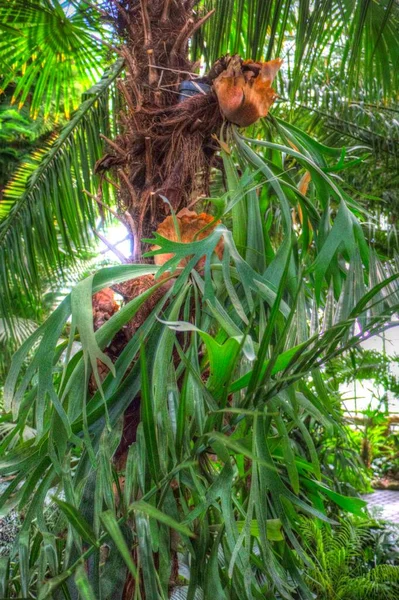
52, 497, 99, 548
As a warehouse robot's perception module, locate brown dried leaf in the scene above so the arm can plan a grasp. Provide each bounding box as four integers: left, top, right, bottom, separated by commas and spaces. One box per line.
213, 55, 282, 127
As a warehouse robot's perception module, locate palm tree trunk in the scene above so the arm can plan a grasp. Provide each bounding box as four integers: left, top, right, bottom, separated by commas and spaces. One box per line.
96, 0, 223, 460
98, 1, 221, 257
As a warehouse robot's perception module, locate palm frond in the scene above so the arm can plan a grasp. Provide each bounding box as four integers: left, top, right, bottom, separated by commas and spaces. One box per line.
195, 0, 399, 104
0, 58, 124, 324
0, 317, 37, 347
0, 0, 111, 117
0, 104, 60, 190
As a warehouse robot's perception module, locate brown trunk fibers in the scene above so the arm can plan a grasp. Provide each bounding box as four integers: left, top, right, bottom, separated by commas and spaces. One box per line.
93, 0, 228, 460
96, 1, 225, 255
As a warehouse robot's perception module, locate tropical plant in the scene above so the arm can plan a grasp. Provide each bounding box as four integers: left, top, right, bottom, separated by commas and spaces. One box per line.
0, 0, 398, 317
0, 1, 399, 599
299, 516, 399, 599
2, 123, 399, 599
0, 58, 123, 329
0, 0, 109, 118
326, 347, 399, 483
311, 404, 373, 497
0, 105, 55, 191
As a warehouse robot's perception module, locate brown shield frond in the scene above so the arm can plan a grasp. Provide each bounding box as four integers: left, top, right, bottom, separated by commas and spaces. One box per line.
152, 208, 224, 268
213, 55, 282, 127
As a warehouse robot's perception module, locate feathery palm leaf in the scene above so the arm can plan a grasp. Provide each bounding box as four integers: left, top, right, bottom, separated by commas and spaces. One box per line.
0, 58, 124, 326
0, 104, 58, 189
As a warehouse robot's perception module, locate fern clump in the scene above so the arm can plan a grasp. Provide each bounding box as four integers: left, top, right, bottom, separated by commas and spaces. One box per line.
300, 517, 399, 599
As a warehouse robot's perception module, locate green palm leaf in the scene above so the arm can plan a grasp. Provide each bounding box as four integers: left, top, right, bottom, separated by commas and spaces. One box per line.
195, 0, 399, 103
0, 0, 110, 117
0, 58, 124, 324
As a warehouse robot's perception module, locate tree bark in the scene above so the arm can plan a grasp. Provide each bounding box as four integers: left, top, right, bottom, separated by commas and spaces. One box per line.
97, 0, 224, 468
97, 1, 223, 255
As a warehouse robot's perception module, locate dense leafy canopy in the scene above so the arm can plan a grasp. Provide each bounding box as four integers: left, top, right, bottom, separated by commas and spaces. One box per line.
0, 1, 398, 599
0, 0, 397, 320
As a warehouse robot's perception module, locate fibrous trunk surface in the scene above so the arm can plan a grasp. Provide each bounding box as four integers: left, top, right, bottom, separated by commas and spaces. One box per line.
99, 0, 224, 254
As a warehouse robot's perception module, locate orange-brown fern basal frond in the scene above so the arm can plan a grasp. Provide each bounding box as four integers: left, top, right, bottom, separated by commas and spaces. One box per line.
92, 288, 119, 330
152, 208, 224, 269
213, 55, 282, 127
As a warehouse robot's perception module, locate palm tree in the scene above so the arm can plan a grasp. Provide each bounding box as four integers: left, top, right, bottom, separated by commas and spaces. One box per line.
0, 1, 398, 598
0, 0, 397, 318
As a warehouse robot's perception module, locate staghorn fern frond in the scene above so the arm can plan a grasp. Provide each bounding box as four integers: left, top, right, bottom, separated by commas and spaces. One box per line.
1, 223, 397, 597
0, 58, 124, 325
194, 0, 399, 240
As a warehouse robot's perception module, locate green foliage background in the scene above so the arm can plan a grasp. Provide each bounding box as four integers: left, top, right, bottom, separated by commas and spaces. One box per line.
0, 1, 398, 599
